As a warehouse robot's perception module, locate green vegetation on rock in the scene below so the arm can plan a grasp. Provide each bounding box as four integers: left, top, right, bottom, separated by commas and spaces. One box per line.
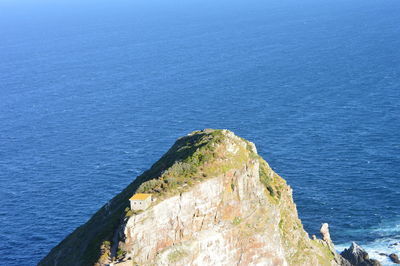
40, 129, 250, 266
136, 129, 252, 200
258, 157, 284, 203
98, 241, 111, 265
116, 248, 126, 260
312, 240, 336, 266
168, 249, 188, 263
232, 216, 242, 225
39, 129, 339, 266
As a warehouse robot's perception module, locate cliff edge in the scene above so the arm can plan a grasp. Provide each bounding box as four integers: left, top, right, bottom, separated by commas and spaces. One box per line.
40, 129, 347, 266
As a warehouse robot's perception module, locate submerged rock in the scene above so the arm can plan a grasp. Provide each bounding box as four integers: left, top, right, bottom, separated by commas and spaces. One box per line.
389, 242, 400, 248
340, 242, 381, 266
389, 253, 400, 264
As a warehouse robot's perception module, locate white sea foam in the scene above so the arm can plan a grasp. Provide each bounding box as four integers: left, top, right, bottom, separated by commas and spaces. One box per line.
336, 221, 400, 266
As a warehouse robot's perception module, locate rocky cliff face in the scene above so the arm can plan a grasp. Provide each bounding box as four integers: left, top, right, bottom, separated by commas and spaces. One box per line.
40, 129, 346, 266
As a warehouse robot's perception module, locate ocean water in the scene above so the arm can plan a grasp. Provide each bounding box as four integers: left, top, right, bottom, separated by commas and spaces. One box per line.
0, 0, 399, 265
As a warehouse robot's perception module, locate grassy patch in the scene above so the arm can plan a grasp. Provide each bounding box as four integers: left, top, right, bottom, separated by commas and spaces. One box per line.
232, 216, 242, 225
258, 159, 284, 204
311, 240, 335, 266
98, 241, 111, 264
125, 209, 134, 217
116, 248, 126, 260
136, 130, 251, 201
168, 249, 188, 263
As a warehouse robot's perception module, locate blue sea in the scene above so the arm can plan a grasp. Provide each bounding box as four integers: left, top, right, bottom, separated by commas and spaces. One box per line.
0, 0, 399, 265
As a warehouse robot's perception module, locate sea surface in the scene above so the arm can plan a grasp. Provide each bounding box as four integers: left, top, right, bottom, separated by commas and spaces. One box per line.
0, 0, 399, 265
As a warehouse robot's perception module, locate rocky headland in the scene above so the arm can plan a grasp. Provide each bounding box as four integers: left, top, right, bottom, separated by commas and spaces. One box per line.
39, 129, 389, 266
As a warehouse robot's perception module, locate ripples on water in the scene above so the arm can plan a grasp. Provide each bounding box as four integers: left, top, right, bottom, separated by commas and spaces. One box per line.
0, 0, 399, 264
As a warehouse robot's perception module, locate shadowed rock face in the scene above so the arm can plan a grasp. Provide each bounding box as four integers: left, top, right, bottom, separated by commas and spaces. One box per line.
39, 129, 349, 266
340, 242, 381, 266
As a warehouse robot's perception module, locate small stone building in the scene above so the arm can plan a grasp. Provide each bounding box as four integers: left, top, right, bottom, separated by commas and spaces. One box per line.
129, 193, 152, 211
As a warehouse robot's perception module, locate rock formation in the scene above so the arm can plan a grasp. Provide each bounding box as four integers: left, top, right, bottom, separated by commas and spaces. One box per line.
389, 253, 400, 264
39, 129, 354, 266
340, 242, 381, 266
321, 223, 332, 243
318, 223, 351, 266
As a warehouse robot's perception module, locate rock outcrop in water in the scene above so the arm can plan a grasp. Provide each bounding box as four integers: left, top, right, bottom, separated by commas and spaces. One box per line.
389, 253, 400, 264
40, 129, 352, 266
340, 242, 381, 266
